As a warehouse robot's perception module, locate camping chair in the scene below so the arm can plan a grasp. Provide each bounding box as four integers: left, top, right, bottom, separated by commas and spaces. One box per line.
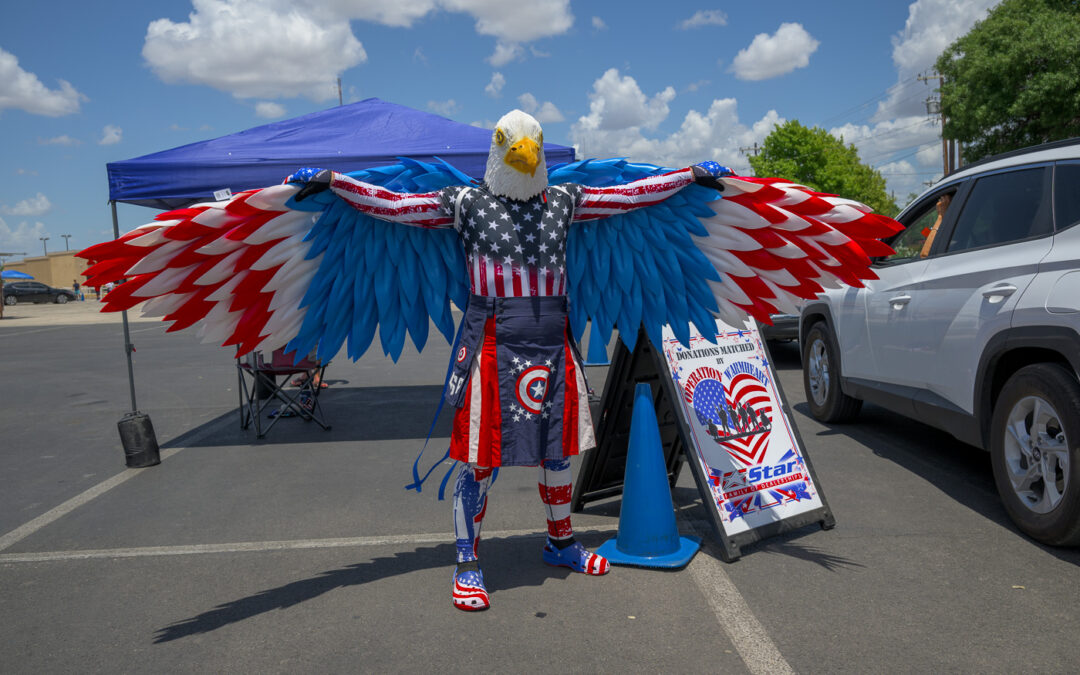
237, 348, 331, 438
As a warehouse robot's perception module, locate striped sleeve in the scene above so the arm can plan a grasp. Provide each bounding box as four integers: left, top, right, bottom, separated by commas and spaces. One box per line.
328, 172, 455, 229
572, 167, 696, 222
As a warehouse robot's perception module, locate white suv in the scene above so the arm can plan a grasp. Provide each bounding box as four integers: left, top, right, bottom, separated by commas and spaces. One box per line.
799, 138, 1080, 546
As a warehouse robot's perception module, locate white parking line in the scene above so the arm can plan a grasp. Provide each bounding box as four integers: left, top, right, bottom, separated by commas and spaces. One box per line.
687, 553, 794, 675
0, 526, 617, 563
679, 514, 795, 675
0, 448, 184, 553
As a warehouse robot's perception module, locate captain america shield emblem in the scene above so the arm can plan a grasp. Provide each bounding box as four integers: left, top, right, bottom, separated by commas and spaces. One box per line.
457, 346, 467, 363
516, 365, 551, 414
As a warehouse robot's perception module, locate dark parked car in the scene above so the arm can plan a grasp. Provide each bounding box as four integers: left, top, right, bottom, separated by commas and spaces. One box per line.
759, 312, 800, 342
2, 281, 78, 305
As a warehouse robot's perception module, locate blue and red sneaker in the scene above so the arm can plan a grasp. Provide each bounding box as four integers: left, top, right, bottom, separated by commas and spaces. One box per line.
452, 565, 490, 611
541, 538, 610, 575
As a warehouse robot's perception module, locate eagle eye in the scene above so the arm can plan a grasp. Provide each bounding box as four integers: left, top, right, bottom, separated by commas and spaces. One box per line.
494, 128, 506, 145
538, 131, 543, 145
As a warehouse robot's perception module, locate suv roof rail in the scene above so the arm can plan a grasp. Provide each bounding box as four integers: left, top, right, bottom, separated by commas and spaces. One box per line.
942, 136, 1080, 181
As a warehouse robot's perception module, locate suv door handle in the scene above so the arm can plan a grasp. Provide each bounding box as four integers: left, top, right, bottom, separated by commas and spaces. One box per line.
889, 295, 911, 309
982, 284, 1017, 304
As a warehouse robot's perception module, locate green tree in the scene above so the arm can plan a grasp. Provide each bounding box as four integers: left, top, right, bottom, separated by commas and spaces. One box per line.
748, 120, 897, 215
937, 0, 1080, 161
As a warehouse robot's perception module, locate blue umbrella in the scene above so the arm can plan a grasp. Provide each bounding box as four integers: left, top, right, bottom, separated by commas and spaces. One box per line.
1, 270, 33, 279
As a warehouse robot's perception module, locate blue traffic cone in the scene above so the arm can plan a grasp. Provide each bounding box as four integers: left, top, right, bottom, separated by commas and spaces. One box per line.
596, 383, 701, 568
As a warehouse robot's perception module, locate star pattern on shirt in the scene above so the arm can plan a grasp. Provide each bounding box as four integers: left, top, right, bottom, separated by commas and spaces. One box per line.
450, 187, 573, 271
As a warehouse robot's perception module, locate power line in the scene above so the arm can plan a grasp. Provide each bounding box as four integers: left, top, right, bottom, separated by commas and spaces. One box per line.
870, 140, 942, 167
817, 74, 922, 127
877, 170, 941, 176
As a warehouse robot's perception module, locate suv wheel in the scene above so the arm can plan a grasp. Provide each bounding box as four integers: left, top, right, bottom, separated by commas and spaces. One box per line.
803, 321, 862, 423
55, 294, 69, 304
990, 363, 1080, 546
3, 295, 15, 306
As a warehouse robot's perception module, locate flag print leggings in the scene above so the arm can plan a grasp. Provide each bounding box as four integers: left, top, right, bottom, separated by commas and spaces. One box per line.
453, 458, 573, 563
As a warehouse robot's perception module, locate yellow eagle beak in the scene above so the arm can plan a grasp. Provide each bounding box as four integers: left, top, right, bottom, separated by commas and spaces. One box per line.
503, 137, 541, 176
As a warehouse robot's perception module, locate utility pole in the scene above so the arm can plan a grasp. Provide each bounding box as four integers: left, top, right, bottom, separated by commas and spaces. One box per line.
919, 72, 961, 176
61, 234, 72, 250
739, 143, 761, 176
39, 236, 49, 256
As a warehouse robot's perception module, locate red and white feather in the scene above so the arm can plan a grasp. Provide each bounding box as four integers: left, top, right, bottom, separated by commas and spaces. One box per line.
694, 176, 901, 325
80, 184, 322, 356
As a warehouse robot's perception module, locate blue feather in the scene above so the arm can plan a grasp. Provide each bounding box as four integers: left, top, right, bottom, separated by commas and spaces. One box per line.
286, 155, 723, 364
563, 157, 725, 350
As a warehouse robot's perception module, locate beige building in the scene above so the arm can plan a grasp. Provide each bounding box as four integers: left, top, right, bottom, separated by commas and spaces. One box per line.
2, 251, 91, 290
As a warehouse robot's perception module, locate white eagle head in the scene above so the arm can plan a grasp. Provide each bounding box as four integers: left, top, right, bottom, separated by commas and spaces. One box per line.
484, 109, 548, 201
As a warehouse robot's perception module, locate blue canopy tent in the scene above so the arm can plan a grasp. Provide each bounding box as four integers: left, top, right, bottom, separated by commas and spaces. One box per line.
1, 270, 33, 279
107, 97, 575, 210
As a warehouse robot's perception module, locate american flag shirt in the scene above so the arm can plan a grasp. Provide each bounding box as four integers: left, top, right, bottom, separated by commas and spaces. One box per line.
328, 167, 697, 298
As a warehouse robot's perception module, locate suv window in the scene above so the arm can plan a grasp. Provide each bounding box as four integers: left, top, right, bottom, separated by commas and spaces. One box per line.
946, 166, 1051, 253
879, 188, 958, 264
1055, 162, 1080, 231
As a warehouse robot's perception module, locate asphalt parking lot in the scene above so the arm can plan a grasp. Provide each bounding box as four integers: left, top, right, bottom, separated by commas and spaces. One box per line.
1, 301, 1078, 673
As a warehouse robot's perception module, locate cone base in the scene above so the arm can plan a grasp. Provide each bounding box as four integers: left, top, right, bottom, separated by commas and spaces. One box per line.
596, 534, 701, 569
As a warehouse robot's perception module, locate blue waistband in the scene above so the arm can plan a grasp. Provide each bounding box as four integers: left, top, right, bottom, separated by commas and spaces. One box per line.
466, 294, 567, 317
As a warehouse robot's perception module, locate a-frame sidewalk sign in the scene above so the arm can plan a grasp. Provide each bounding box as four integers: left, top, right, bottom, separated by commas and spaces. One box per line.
572, 319, 835, 562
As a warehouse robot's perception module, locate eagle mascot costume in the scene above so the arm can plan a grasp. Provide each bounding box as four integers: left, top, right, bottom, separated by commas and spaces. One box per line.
80, 109, 901, 611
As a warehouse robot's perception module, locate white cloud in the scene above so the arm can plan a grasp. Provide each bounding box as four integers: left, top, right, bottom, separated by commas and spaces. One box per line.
15, 169, 39, 176
351, 0, 575, 66
484, 72, 505, 98
592, 16, 607, 31
255, 101, 287, 118
571, 70, 781, 172
517, 93, 565, 123
577, 68, 675, 132
0, 47, 86, 117
835, 0, 998, 201
829, 115, 943, 200
143, 0, 367, 101
38, 135, 81, 146
830, 116, 938, 163
916, 143, 942, 166
428, 99, 460, 116
319, 0, 438, 27
445, 0, 573, 43
679, 10, 727, 30
99, 125, 122, 145
0, 216, 49, 253
731, 22, 819, 81
875, 0, 998, 120
488, 41, 524, 67
142, 1, 574, 98
877, 159, 940, 203
1, 193, 51, 217
413, 47, 428, 65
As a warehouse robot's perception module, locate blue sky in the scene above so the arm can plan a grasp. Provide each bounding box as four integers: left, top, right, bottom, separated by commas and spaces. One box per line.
0, 0, 1000, 259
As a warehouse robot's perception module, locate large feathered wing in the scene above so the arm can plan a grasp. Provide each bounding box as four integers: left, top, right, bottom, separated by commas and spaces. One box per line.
552, 159, 901, 351
79, 159, 472, 362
